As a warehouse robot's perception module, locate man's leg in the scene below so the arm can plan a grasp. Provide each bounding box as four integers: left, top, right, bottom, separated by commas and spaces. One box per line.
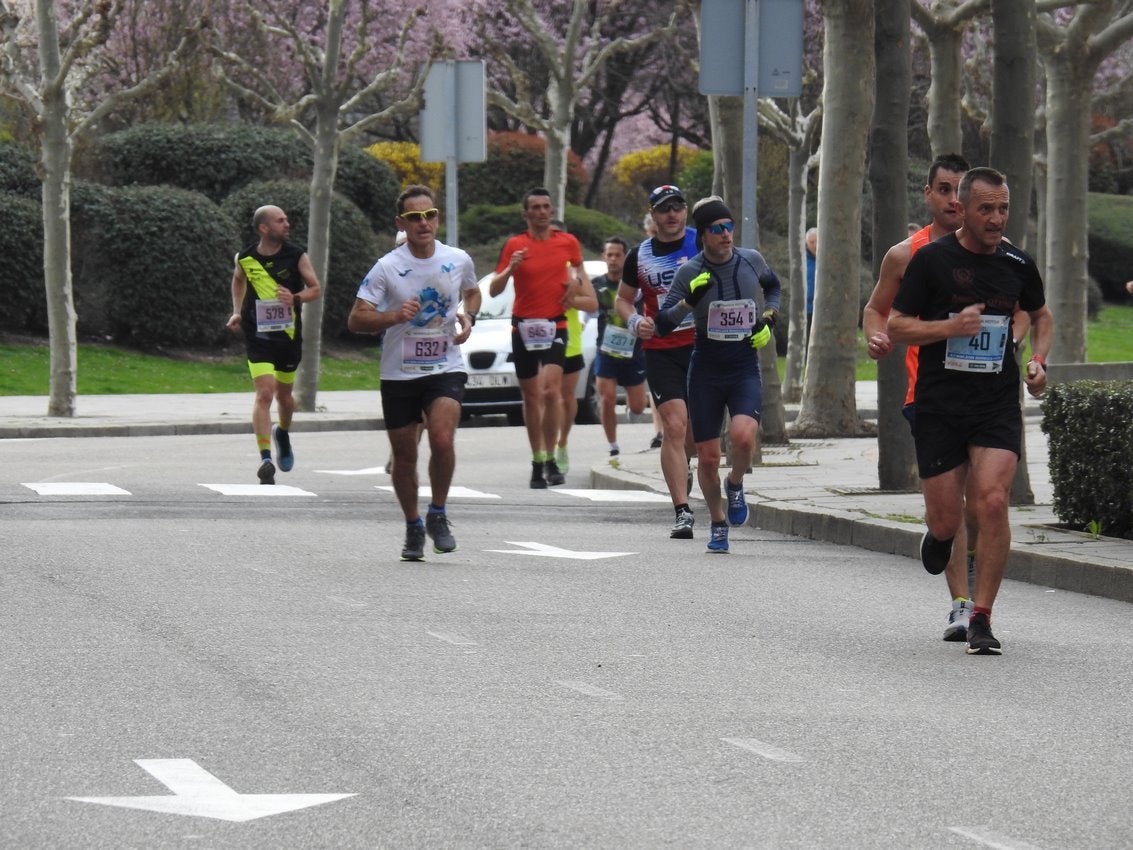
388, 422, 422, 521
540, 364, 564, 461
518, 372, 547, 455
556, 367, 581, 468
423, 397, 461, 509
251, 373, 277, 444
597, 376, 619, 445
966, 446, 1017, 612
696, 438, 723, 522
725, 413, 758, 487
658, 398, 691, 505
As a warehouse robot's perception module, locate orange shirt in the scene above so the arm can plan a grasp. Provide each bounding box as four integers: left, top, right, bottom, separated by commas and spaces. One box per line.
903, 225, 933, 406
495, 231, 583, 320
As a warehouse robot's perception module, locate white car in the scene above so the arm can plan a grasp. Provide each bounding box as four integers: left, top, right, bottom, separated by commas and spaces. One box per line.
460, 259, 610, 425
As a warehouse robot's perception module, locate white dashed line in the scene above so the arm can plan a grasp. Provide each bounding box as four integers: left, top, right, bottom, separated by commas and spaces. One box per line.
426, 631, 478, 646
721, 737, 803, 763
22, 483, 131, 495
553, 488, 675, 502
199, 484, 317, 496
948, 827, 1044, 850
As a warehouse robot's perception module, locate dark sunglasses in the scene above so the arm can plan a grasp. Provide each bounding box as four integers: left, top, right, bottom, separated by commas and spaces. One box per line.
400, 208, 439, 222
706, 221, 735, 235
654, 201, 687, 213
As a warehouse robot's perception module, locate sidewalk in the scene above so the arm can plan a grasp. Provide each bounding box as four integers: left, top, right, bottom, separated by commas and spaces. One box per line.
2, 385, 1130, 604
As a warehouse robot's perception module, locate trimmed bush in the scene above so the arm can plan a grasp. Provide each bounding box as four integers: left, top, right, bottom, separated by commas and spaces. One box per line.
0, 192, 46, 333
335, 145, 400, 234
1087, 192, 1133, 301
458, 132, 588, 210
70, 184, 233, 349
0, 141, 39, 197
1041, 380, 1133, 539
221, 180, 380, 340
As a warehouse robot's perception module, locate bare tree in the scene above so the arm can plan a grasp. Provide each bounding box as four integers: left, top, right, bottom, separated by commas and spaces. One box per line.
1037, 1, 1133, 363
477, 0, 679, 214
869, 0, 917, 489
213, 0, 430, 411
0, 0, 200, 416
792, 0, 875, 438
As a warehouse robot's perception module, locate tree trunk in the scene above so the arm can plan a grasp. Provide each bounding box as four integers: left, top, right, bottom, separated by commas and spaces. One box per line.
990, 0, 1038, 505
1042, 59, 1093, 364
792, 0, 874, 438
782, 143, 808, 404
37, 0, 77, 417
543, 80, 571, 213
924, 14, 963, 156
869, 0, 916, 489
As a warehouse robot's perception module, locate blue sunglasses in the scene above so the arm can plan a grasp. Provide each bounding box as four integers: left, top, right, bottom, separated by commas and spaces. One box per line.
706, 221, 735, 235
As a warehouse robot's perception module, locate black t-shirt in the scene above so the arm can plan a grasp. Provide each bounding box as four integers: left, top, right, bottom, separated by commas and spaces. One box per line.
893, 233, 1045, 415
237, 241, 307, 343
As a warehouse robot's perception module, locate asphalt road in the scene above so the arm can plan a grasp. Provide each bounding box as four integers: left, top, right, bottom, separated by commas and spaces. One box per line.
2, 424, 1131, 849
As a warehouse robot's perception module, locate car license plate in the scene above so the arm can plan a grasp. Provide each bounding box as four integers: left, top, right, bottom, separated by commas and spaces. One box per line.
466, 373, 515, 388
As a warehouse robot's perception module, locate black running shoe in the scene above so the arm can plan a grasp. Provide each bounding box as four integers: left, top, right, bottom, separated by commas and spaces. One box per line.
966, 612, 1002, 655
670, 508, 694, 539
920, 531, 953, 575
401, 523, 426, 561
425, 512, 457, 553
650, 432, 663, 449
257, 460, 276, 485
545, 459, 565, 486
530, 461, 547, 489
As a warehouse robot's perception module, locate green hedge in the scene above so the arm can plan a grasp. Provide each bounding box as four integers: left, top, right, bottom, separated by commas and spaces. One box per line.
93, 124, 399, 233
70, 184, 233, 349
0, 141, 39, 197
1088, 192, 1133, 301
221, 179, 380, 339
1041, 380, 1133, 539
0, 192, 46, 333
457, 131, 588, 210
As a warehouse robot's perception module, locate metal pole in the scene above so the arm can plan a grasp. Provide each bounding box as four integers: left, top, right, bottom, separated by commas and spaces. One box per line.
742, 0, 760, 249
446, 157, 459, 247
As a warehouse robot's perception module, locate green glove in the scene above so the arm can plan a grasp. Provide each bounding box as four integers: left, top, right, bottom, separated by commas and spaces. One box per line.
750, 323, 772, 350
684, 270, 713, 307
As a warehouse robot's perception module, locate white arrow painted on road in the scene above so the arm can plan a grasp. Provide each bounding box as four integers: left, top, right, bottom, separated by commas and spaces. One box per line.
67, 759, 355, 823
486, 541, 635, 560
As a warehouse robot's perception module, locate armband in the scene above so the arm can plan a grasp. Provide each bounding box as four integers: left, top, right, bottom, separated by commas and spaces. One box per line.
1029, 355, 1046, 370
628, 313, 644, 337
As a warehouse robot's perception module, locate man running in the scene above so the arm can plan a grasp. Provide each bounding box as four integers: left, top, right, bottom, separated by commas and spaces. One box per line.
888, 167, 1053, 655
227, 204, 321, 485
347, 185, 480, 562
616, 185, 700, 539
654, 197, 781, 554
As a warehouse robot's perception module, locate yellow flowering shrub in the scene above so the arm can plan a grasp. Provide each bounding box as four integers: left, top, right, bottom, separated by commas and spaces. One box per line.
366, 141, 445, 189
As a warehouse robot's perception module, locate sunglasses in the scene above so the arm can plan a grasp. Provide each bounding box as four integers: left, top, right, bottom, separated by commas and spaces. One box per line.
706, 221, 735, 235
654, 201, 686, 213
399, 208, 439, 222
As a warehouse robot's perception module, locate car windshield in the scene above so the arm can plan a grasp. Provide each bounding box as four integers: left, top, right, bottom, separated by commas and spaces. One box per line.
475, 280, 514, 320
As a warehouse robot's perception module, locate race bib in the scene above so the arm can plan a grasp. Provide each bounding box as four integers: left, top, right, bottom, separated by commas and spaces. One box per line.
600, 324, 636, 358
707, 299, 757, 341
518, 319, 555, 351
944, 313, 1010, 373
255, 299, 294, 333
402, 326, 449, 373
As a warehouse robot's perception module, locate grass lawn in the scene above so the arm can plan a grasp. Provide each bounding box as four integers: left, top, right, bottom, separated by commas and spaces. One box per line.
3, 303, 1131, 396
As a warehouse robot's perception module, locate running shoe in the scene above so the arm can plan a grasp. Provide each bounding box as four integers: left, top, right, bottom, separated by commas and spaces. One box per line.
725, 479, 749, 526
919, 531, 953, 575
707, 522, 730, 553
272, 424, 294, 472
257, 459, 276, 485
401, 522, 426, 562
530, 461, 547, 489
650, 432, 663, 449
943, 599, 973, 642
609, 448, 620, 457
670, 508, 694, 539
965, 612, 1002, 655
425, 512, 457, 553
545, 459, 566, 486
554, 446, 570, 474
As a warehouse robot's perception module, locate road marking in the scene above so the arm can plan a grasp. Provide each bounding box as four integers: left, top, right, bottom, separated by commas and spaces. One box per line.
426, 630, 478, 646
553, 488, 674, 502
314, 467, 387, 476
66, 758, 355, 823
557, 680, 623, 700
374, 485, 499, 499
486, 541, 636, 560
721, 737, 804, 763
948, 827, 1044, 850
22, 482, 131, 496
199, 484, 317, 496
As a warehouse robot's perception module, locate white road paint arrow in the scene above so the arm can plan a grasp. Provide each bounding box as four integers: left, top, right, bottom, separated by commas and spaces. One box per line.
486, 541, 635, 560
67, 759, 355, 823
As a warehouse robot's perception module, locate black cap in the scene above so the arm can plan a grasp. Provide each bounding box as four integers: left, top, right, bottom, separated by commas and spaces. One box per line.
648, 185, 685, 209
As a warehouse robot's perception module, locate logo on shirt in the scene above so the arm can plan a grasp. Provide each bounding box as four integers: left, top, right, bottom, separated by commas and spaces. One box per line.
397, 268, 412, 277
442, 263, 455, 273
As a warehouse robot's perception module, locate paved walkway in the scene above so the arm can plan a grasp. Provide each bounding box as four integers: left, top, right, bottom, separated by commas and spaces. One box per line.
2, 385, 1129, 604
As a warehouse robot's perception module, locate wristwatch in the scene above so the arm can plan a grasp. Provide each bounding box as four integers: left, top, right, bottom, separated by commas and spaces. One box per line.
465, 313, 477, 327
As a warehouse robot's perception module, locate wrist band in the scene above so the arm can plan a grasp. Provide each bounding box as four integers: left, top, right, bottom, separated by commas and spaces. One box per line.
628, 313, 644, 337
1029, 355, 1046, 368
